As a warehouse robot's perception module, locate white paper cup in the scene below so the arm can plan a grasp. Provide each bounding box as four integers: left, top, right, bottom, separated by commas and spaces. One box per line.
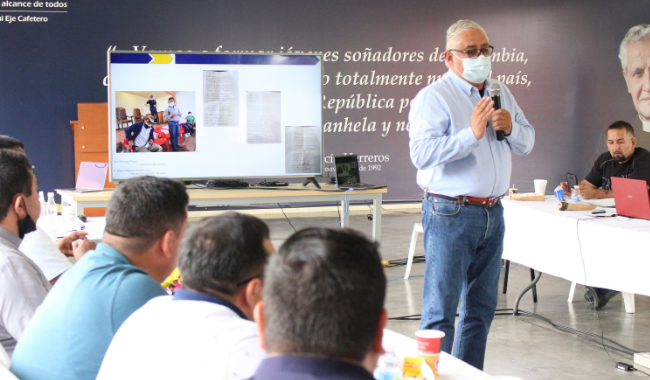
534, 179, 548, 195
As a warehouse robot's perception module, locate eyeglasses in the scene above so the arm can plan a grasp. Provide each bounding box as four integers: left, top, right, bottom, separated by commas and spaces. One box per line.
448, 45, 494, 59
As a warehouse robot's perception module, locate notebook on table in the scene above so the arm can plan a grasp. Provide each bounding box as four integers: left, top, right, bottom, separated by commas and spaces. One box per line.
334, 155, 386, 190
611, 177, 650, 220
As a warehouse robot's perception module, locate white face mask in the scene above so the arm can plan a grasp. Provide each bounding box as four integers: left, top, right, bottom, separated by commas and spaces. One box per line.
457, 55, 492, 84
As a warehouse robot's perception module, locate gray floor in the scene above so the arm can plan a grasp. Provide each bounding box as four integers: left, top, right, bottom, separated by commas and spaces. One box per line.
261, 211, 650, 380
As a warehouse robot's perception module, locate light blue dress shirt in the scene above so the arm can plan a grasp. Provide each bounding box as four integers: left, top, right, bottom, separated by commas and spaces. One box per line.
10, 243, 167, 380
409, 70, 535, 198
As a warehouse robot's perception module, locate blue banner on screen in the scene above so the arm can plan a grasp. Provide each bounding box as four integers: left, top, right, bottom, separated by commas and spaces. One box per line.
108, 51, 323, 182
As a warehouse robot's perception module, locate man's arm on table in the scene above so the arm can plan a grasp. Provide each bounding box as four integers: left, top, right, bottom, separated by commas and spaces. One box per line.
409, 91, 493, 170
560, 180, 612, 199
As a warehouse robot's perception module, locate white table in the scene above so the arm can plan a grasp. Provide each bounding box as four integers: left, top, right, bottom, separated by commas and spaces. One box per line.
502, 196, 650, 313
383, 329, 493, 379
57, 184, 387, 240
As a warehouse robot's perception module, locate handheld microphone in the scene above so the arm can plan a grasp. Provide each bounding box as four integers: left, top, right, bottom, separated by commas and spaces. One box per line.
489, 82, 504, 141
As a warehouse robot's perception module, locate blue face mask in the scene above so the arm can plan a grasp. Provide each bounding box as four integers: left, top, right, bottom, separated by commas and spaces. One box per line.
458, 55, 492, 84
169, 102, 174, 107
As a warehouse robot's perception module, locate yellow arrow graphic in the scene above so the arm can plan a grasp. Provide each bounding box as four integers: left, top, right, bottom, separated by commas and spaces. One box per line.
150, 54, 173, 64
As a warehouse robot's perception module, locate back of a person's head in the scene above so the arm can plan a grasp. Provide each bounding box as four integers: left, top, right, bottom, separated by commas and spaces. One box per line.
0, 149, 33, 223
263, 228, 386, 362
178, 212, 270, 295
104, 176, 188, 252
0, 135, 25, 151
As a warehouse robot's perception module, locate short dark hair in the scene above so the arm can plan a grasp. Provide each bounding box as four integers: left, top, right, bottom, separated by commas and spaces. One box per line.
105, 176, 188, 252
263, 228, 386, 362
178, 212, 270, 296
0, 149, 33, 222
168, 97, 175, 102
0, 135, 25, 150
607, 120, 634, 136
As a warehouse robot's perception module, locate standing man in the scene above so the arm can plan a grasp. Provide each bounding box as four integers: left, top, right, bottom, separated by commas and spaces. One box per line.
165, 97, 182, 151
408, 20, 535, 369
145, 95, 159, 124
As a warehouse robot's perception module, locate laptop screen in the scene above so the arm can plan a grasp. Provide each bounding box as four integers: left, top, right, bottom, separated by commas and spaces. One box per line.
76, 162, 108, 190
335, 155, 361, 186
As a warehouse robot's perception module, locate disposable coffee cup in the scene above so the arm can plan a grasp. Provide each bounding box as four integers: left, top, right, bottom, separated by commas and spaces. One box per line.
415, 330, 445, 378
534, 179, 548, 195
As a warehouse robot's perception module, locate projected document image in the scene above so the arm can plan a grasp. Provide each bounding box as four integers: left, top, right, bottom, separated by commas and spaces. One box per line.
204, 71, 239, 127
114, 91, 197, 153
247, 91, 281, 143
285, 126, 321, 173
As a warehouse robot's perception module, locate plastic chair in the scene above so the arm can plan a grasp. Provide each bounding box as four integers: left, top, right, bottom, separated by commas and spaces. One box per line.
404, 223, 424, 279
568, 282, 636, 313
123, 137, 134, 152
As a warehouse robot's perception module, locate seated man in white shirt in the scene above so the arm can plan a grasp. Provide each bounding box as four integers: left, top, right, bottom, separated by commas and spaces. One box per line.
97, 212, 274, 380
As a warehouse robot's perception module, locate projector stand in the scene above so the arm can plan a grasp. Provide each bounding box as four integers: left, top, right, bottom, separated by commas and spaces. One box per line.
303, 177, 321, 189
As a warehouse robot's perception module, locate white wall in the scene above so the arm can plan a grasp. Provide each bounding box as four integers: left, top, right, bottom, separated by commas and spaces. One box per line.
115, 92, 149, 119
174, 91, 196, 119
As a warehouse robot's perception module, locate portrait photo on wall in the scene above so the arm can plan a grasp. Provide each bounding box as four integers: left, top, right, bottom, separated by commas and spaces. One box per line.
114, 91, 197, 153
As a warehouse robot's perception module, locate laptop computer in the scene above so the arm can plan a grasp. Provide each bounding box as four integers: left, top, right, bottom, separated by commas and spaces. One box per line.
611, 177, 650, 220
59, 162, 108, 193
334, 155, 386, 190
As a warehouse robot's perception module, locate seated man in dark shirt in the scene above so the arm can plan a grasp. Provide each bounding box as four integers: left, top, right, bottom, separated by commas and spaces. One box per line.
562, 120, 650, 200
249, 228, 387, 380
561, 120, 650, 309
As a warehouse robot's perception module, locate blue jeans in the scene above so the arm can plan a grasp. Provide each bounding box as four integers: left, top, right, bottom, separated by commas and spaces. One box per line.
168, 121, 180, 150
420, 195, 504, 370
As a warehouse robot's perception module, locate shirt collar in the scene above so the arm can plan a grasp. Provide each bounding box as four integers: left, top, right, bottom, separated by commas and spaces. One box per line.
252, 356, 374, 380
0, 226, 21, 249
639, 114, 650, 133
95, 243, 131, 265
446, 69, 490, 97
173, 288, 248, 320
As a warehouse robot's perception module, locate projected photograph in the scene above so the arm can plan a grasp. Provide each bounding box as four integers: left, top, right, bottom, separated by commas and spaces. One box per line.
114, 91, 197, 153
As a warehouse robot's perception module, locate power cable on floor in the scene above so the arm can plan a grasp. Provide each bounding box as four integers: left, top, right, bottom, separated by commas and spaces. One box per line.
277, 203, 297, 232
387, 308, 640, 357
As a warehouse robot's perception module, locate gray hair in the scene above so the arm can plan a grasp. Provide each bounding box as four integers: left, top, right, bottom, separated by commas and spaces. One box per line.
619, 24, 650, 72
446, 20, 488, 50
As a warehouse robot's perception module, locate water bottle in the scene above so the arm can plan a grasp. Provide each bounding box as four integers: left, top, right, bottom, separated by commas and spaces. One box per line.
38, 191, 46, 219
570, 185, 582, 202
374, 345, 402, 380
46, 192, 58, 220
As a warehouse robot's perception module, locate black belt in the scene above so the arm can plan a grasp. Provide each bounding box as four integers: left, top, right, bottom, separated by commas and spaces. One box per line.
427, 193, 502, 208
